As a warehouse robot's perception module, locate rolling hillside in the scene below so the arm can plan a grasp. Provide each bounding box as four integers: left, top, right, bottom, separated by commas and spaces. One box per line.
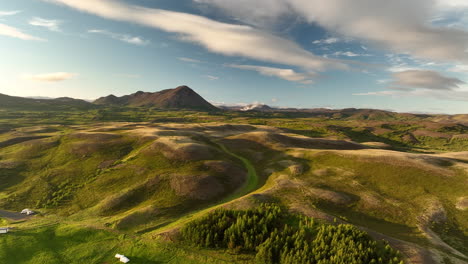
0, 89, 467, 263
0, 120, 467, 263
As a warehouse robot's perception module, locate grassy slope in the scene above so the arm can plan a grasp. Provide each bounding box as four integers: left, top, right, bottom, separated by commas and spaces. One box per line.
0, 224, 251, 264
0, 109, 467, 263
1, 108, 467, 152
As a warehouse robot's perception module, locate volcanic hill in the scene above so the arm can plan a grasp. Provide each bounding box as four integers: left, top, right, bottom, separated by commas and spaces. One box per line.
94, 85, 218, 111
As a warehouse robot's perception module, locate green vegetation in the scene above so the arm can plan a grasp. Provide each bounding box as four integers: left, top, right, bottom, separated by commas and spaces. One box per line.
182, 205, 403, 264
0, 106, 467, 263
284, 152, 468, 255
1, 107, 466, 151
0, 224, 254, 264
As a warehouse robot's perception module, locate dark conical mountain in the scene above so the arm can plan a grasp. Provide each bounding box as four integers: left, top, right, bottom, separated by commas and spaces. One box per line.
94, 86, 218, 111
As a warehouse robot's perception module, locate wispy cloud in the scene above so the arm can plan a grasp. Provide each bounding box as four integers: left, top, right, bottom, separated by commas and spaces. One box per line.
178, 57, 202, 63
203, 75, 219, 80
24, 72, 77, 82
332, 51, 370, 57
229, 64, 317, 84
312, 37, 340, 45
377, 79, 390, 84
0, 10, 22, 16
88, 29, 149, 46
389, 70, 464, 90
29, 17, 62, 32
198, 0, 468, 62
355, 70, 467, 101
0, 23, 45, 41
354, 89, 468, 102
449, 64, 468, 73
45, 0, 347, 71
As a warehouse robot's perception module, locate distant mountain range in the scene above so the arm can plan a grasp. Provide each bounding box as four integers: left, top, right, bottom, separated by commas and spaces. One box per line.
1, 86, 467, 123
0, 93, 95, 111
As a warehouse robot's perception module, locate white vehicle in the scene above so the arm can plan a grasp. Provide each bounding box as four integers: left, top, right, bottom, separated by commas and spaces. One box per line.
0, 228, 9, 234
21, 209, 35, 215
115, 253, 130, 263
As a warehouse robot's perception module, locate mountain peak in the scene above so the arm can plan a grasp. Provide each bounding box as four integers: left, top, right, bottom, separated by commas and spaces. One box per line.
174, 85, 192, 91
94, 86, 218, 111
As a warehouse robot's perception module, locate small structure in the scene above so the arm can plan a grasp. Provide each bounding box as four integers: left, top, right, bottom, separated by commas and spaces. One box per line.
0, 228, 9, 234
115, 253, 130, 263
21, 209, 35, 215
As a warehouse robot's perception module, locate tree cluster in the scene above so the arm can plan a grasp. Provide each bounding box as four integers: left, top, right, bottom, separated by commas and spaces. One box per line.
181, 204, 403, 264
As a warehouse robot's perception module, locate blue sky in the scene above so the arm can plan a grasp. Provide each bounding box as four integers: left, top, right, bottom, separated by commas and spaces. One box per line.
0, 0, 468, 114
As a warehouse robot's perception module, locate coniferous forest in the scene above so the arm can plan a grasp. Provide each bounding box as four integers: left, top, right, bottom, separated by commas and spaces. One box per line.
181, 204, 404, 264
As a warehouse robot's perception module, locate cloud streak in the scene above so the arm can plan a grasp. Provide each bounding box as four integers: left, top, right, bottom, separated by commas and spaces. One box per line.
198, 0, 468, 62
45, 0, 347, 71
355, 69, 467, 101
312, 37, 341, 45
88, 29, 149, 46
0, 10, 22, 16
229, 64, 317, 84
0, 23, 45, 41
178, 57, 202, 63
389, 70, 464, 90
29, 17, 62, 32
203, 75, 219, 80
24, 72, 77, 82
354, 89, 468, 102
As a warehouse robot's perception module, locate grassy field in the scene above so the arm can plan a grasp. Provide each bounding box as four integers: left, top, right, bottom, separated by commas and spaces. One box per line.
1, 108, 467, 152
0, 108, 467, 263
0, 224, 255, 264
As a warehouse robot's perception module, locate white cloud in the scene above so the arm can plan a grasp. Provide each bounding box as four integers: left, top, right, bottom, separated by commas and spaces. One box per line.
436, 0, 468, 9
88, 29, 149, 46
312, 37, 340, 45
29, 17, 62, 32
197, 0, 468, 62
387, 65, 419, 73
194, 0, 290, 28
0, 23, 45, 41
354, 89, 468, 102
332, 51, 368, 57
203, 75, 219, 80
355, 70, 468, 101
377, 79, 390, 84
24, 72, 77, 82
178, 57, 202, 63
229, 64, 317, 84
449, 64, 468, 73
291, 0, 468, 62
45, 0, 346, 71
389, 70, 464, 90
0, 10, 22, 16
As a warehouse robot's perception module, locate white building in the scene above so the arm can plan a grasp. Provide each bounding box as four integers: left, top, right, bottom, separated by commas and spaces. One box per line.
0, 228, 9, 234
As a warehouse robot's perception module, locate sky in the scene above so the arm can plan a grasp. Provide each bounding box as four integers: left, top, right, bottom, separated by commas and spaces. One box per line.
0, 0, 468, 114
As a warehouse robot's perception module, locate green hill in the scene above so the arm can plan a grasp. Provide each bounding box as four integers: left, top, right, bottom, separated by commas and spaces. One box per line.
0, 117, 467, 263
